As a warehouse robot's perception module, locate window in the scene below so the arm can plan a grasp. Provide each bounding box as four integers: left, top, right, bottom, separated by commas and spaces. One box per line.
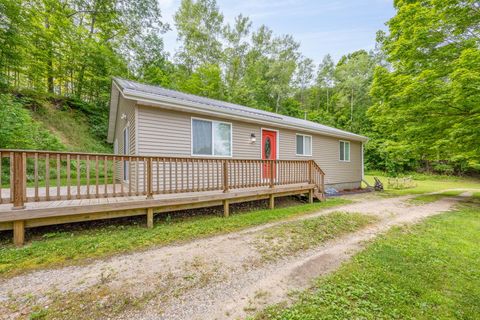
123, 127, 129, 180
296, 134, 312, 156
340, 141, 350, 161
192, 118, 232, 156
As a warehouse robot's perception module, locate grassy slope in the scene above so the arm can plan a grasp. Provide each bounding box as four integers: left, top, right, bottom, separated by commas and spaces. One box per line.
257, 196, 480, 320
0, 198, 350, 278
31, 98, 111, 153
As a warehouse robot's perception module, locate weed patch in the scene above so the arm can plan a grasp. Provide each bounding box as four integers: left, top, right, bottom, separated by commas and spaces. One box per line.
254, 212, 375, 261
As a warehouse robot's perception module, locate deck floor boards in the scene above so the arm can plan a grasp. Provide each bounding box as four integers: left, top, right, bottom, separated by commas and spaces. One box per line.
0, 183, 312, 214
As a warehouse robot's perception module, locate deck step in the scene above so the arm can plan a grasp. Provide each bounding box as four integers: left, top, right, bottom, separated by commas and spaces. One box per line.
313, 188, 325, 201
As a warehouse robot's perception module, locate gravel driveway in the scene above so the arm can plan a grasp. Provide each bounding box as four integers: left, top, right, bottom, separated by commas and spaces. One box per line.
0, 191, 471, 320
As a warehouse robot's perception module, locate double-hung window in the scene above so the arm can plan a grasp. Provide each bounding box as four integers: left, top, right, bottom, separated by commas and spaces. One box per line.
192, 118, 232, 156
339, 140, 350, 162
296, 134, 312, 156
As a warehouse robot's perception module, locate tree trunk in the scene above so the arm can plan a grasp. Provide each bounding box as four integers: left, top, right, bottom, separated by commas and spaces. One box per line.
326, 88, 329, 112
350, 87, 354, 123
275, 94, 280, 113
45, 14, 54, 94
76, 5, 97, 98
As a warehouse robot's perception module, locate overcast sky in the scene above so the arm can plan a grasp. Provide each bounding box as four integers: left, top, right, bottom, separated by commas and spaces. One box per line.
159, 0, 396, 64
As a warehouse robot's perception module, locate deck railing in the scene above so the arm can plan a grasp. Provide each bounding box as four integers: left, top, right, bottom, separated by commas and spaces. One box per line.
0, 149, 325, 208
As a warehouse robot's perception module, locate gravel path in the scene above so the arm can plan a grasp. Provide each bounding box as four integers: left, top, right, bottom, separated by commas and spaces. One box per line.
0, 191, 472, 320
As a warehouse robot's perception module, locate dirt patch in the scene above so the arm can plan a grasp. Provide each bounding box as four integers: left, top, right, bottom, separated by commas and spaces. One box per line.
0, 192, 466, 320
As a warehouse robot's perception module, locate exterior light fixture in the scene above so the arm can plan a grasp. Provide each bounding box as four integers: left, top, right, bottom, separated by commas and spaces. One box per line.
250, 133, 256, 143
121, 113, 127, 120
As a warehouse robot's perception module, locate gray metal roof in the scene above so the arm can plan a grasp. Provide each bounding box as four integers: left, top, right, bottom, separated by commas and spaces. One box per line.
113, 77, 367, 142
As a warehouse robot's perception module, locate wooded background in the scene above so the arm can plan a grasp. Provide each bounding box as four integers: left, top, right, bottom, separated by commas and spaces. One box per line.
0, 0, 479, 175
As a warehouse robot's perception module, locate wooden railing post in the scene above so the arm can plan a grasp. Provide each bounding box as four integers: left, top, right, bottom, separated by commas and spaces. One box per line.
223, 160, 229, 192
12, 152, 25, 210
269, 160, 274, 188
321, 172, 325, 199
308, 160, 313, 184
146, 157, 153, 199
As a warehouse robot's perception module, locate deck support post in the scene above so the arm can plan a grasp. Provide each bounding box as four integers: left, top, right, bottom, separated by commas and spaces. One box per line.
223, 199, 229, 217
13, 220, 25, 246
269, 194, 275, 209
146, 208, 154, 228
308, 189, 314, 204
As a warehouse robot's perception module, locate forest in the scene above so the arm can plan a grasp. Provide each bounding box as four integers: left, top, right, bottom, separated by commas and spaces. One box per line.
0, 0, 479, 175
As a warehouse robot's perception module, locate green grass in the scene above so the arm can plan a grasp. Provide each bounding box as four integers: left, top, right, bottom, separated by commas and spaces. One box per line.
254, 212, 376, 261
33, 101, 111, 153
408, 190, 465, 204
364, 171, 480, 195
257, 198, 480, 320
0, 198, 351, 278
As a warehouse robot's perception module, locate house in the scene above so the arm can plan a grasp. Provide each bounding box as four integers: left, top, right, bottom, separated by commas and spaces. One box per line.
107, 78, 367, 191
0, 78, 369, 245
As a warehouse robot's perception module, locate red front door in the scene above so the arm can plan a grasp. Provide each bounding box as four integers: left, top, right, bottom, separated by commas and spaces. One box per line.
262, 130, 277, 179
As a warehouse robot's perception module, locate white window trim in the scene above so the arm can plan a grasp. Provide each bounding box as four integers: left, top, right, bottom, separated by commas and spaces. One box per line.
339, 140, 351, 162
295, 134, 312, 157
191, 117, 233, 157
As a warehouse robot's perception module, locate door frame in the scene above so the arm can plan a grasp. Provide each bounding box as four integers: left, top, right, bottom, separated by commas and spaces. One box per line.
260, 128, 280, 160
260, 128, 279, 181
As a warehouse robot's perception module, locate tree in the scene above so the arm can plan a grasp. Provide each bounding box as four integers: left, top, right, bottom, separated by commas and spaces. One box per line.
334, 50, 376, 132
369, 0, 480, 173
222, 14, 252, 104
316, 54, 335, 111
294, 56, 315, 108
174, 0, 224, 72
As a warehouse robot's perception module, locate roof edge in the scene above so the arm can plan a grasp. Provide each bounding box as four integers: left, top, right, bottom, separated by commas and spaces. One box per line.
112, 78, 368, 142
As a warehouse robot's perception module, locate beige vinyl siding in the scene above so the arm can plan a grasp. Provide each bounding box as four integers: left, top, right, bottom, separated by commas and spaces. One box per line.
112, 95, 136, 184
137, 105, 261, 158
135, 103, 362, 188
278, 129, 362, 185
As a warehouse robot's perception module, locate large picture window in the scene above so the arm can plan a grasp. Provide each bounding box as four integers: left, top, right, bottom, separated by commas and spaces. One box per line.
296, 134, 312, 156
339, 140, 350, 161
192, 118, 232, 156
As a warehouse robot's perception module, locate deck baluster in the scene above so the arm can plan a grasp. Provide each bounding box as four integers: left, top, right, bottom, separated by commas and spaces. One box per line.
56, 154, 61, 200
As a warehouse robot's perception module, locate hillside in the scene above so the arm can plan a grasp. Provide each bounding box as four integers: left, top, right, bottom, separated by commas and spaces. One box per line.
0, 91, 111, 153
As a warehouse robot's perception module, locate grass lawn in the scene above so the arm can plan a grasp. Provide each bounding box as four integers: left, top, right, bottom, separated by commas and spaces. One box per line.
0, 198, 350, 278
257, 196, 480, 320
364, 171, 480, 195
408, 190, 465, 204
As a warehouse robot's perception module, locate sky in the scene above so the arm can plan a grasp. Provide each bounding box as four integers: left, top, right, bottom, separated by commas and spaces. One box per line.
158, 0, 396, 65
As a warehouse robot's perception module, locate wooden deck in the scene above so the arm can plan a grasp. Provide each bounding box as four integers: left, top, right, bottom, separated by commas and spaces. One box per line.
0, 149, 325, 246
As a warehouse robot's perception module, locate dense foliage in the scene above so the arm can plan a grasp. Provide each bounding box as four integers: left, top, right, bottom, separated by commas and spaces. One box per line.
0, 93, 62, 150
0, 0, 478, 175
369, 0, 480, 174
